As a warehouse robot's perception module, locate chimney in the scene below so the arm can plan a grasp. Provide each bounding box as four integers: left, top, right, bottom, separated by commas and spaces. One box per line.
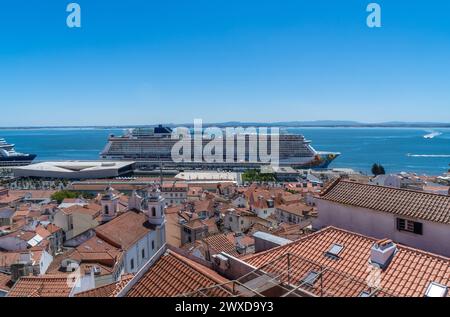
370, 239, 397, 269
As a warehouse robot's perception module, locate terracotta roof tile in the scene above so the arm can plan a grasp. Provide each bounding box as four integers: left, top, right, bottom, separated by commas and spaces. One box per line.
203, 234, 240, 257
62, 204, 102, 217
277, 202, 314, 216
95, 211, 155, 250
126, 250, 230, 297
319, 180, 450, 225
7, 275, 73, 297
244, 226, 450, 297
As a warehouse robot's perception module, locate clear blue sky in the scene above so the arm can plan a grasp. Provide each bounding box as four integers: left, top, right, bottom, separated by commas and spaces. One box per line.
0, 0, 449, 126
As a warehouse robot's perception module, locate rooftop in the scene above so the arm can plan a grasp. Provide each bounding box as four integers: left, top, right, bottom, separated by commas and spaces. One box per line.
95, 211, 155, 250
276, 202, 314, 217
62, 203, 102, 217
7, 275, 73, 297
203, 233, 241, 257
243, 226, 450, 297
126, 250, 230, 297
319, 179, 450, 225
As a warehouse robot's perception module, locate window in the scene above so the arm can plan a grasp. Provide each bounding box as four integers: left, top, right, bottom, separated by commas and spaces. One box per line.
359, 291, 371, 297
325, 243, 344, 259
301, 271, 320, 287
229, 217, 233, 222
151, 207, 156, 217
130, 259, 135, 270
396, 218, 423, 235
104, 205, 109, 215
141, 249, 145, 259
425, 282, 448, 297
152, 240, 155, 250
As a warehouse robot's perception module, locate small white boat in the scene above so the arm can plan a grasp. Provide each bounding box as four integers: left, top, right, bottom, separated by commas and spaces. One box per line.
423, 131, 442, 139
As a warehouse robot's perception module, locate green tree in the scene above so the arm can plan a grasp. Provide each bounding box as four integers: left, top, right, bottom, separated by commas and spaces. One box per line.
242, 169, 275, 182
372, 163, 386, 176
51, 190, 81, 204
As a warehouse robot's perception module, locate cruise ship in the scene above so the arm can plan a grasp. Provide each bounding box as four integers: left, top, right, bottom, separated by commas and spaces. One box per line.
0, 138, 37, 166
100, 125, 340, 170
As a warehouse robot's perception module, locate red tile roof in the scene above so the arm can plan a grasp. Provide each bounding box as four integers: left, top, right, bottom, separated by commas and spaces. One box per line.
73, 236, 123, 267
62, 203, 102, 217
7, 275, 73, 297
95, 211, 154, 250
47, 236, 123, 276
203, 234, 240, 257
0, 191, 24, 205
319, 179, 450, 225
126, 250, 230, 297
244, 226, 450, 297
271, 223, 310, 240
277, 202, 314, 217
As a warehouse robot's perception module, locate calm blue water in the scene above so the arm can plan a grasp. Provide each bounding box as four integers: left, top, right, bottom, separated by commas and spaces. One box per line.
1, 128, 449, 175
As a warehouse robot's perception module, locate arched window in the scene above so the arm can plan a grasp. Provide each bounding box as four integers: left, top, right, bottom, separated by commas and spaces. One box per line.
104, 205, 109, 215
151, 207, 156, 217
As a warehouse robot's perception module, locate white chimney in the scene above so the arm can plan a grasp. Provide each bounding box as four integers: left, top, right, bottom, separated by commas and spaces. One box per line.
370, 239, 397, 269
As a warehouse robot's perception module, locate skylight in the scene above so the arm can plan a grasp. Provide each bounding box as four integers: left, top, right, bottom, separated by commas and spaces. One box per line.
301, 271, 320, 287
325, 243, 344, 258
359, 291, 371, 297
425, 282, 448, 297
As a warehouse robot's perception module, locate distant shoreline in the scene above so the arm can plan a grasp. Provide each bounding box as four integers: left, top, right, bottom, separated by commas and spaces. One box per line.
1, 121, 450, 130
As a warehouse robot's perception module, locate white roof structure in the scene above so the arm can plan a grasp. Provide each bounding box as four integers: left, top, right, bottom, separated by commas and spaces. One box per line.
13, 161, 135, 179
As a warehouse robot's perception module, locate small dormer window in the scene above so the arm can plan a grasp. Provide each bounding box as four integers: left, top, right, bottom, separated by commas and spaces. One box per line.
325, 243, 344, 259
425, 282, 448, 297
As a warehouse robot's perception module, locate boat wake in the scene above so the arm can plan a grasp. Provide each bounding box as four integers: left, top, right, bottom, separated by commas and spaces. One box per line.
423, 131, 442, 139
407, 154, 450, 158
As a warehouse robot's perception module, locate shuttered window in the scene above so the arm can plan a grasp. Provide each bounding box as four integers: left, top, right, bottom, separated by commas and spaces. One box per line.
396, 218, 423, 235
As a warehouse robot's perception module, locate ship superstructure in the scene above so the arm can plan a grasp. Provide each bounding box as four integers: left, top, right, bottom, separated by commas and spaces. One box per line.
100, 125, 339, 170
0, 138, 37, 166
